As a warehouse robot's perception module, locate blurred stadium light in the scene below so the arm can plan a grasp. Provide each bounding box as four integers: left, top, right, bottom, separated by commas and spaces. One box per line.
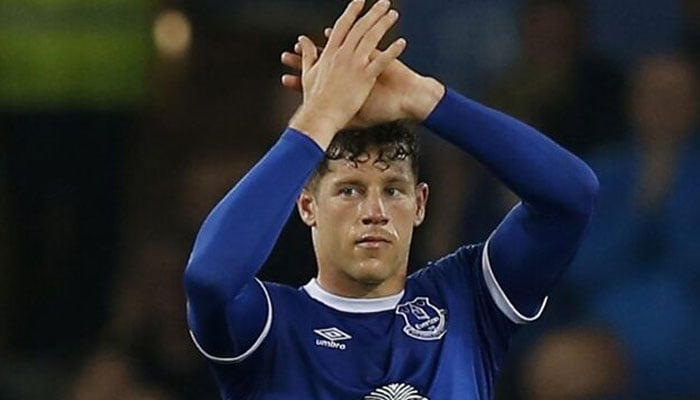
154, 9, 193, 59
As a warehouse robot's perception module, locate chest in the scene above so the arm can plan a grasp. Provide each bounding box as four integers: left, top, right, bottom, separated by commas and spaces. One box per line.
262, 294, 480, 398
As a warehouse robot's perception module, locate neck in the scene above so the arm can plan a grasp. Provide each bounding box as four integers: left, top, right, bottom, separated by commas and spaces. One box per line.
316, 270, 405, 299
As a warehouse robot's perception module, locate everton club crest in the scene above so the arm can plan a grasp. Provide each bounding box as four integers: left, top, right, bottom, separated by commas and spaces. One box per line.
395, 297, 447, 341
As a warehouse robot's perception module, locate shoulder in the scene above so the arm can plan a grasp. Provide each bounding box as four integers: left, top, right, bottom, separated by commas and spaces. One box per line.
262, 280, 303, 295
409, 243, 485, 288
260, 281, 313, 309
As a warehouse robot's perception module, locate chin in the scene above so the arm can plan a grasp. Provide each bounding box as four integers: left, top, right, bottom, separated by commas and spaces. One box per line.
348, 259, 395, 284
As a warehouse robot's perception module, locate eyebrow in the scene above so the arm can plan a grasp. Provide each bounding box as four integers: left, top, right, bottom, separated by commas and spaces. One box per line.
330, 175, 412, 187
330, 178, 364, 187
384, 176, 413, 185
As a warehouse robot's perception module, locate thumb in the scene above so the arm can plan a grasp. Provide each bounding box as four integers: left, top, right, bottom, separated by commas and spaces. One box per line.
298, 36, 318, 74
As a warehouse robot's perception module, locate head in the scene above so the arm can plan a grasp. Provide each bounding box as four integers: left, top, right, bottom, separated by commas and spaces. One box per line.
519, 0, 584, 65
629, 53, 699, 149
297, 121, 428, 297
682, 0, 700, 30
520, 326, 629, 400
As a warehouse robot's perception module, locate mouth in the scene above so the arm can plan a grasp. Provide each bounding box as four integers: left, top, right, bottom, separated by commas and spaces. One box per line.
355, 235, 392, 249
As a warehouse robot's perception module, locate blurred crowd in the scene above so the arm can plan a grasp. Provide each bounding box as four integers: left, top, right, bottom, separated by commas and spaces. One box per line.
1, 0, 699, 399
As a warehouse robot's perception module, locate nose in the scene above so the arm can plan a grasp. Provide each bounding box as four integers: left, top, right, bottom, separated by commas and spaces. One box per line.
361, 192, 389, 226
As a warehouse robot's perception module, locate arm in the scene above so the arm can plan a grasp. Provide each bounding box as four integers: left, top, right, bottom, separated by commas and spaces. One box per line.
184, 130, 324, 359
420, 85, 599, 319
280, 21, 597, 321
185, 0, 407, 360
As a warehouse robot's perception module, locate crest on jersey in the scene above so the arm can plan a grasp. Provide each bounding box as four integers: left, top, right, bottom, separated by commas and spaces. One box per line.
364, 383, 429, 400
395, 297, 447, 341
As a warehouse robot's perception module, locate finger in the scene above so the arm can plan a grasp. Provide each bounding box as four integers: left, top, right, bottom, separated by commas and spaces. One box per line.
322, 27, 332, 49
367, 37, 406, 76
298, 35, 318, 73
293, 42, 323, 56
281, 51, 302, 70
281, 74, 303, 92
356, 8, 399, 58
326, 0, 366, 51
325, 27, 386, 60
342, 0, 392, 51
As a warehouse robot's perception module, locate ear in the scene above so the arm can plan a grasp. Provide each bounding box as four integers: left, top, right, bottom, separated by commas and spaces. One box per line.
297, 188, 317, 227
414, 182, 429, 227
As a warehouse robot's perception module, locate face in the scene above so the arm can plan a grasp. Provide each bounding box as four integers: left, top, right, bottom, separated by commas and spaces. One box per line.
297, 149, 428, 297
522, 2, 578, 64
631, 56, 699, 147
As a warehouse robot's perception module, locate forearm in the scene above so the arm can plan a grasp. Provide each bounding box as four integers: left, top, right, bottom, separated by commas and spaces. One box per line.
422, 88, 598, 216
184, 129, 323, 304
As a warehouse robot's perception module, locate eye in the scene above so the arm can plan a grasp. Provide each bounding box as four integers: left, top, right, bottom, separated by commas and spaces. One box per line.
339, 187, 360, 197
386, 187, 401, 197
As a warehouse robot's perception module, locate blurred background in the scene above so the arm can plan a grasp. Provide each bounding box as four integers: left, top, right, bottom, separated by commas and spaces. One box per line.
1, 0, 699, 399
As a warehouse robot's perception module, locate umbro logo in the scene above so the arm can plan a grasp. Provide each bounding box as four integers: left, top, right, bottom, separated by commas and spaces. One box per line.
314, 327, 351, 350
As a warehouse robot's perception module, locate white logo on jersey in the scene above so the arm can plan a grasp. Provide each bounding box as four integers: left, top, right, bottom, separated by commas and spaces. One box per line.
395, 297, 447, 341
364, 383, 429, 400
314, 327, 351, 350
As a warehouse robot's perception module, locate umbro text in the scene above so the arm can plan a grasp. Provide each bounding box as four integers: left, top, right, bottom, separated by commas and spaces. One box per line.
315, 339, 347, 350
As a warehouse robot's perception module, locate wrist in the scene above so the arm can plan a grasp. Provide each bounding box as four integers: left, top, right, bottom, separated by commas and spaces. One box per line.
289, 104, 342, 150
402, 76, 445, 122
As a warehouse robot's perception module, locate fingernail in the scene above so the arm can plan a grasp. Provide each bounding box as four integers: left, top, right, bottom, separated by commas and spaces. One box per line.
388, 9, 398, 18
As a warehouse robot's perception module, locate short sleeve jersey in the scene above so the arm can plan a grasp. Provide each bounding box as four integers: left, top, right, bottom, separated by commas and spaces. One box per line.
190, 241, 546, 400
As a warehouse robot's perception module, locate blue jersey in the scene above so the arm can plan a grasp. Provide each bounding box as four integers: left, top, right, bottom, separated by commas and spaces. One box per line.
184, 89, 598, 400
190, 241, 546, 399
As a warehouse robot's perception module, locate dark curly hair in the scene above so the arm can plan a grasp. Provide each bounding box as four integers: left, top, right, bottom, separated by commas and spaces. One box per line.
306, 120, 420, 190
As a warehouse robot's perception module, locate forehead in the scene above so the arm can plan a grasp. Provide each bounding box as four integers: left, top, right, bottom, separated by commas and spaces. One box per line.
322, 151, 415, 183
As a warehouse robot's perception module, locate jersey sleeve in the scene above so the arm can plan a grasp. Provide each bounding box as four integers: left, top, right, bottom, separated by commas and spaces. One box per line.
184, 129, 324, 362
480, 237, 547, 324
422, 88, 599, 321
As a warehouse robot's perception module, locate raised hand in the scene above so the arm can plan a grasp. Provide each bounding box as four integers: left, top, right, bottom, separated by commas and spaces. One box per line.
288, 0, 407, 149
281, 22, 445, 129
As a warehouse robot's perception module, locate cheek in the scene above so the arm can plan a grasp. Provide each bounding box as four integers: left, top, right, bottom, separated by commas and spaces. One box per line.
396, 224, 415, 249
316, 206, 355, 243
391, 206, 418, 240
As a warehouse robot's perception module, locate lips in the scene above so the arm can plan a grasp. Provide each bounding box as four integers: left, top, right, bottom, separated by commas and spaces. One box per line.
355, 234, 391, 248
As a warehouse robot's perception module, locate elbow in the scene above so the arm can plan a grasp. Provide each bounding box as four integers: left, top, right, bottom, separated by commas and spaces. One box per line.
184, 251, 245, 304
570, 162, 600, 217
183, 255, 220, 301
184, 257, 205, 298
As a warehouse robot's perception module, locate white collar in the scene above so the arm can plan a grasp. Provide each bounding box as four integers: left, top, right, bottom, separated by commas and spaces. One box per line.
302, 278, 404, 313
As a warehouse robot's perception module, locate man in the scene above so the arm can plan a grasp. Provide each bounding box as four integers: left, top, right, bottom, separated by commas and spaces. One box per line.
184, 1, 599, 398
